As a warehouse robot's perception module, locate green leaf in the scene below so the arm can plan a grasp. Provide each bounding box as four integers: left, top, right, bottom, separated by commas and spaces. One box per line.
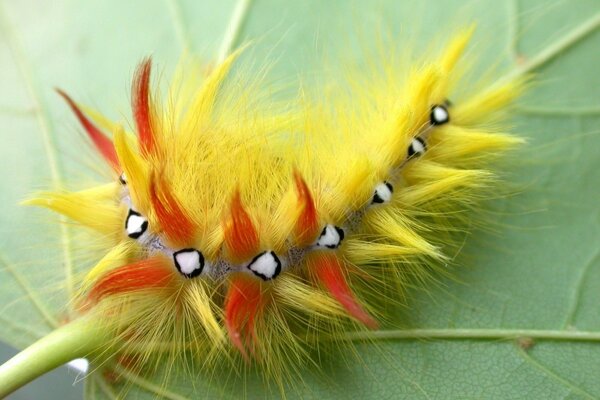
0, 0, 599, 398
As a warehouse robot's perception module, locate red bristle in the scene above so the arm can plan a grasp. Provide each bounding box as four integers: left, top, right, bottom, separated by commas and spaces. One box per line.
293, 170, 320, 246
224, 274, 266, 360
89, 257, 174, 302
56, 89, 120, 170
224, 191, 259, 263
308, 253, 378, 329
132, 58, 156, 156
149, 174, 196, 246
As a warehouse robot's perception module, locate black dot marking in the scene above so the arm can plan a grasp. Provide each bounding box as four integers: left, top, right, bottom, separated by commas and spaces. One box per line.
407, 137, 427, 158
125, 209, 148, 239
119, 173, 127, 185
173, 248, 204, 279
430, 104, 450, 125
247, 251, 282, 281
385, 181, 393, 193
335, 226, 345, 242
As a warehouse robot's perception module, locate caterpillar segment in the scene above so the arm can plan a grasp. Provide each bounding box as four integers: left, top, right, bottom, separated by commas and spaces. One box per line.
24, 29, 525, 381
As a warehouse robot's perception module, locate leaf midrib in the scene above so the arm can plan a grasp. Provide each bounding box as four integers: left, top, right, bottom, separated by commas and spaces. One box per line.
1, 1, 599, 399
341, 328, 600, 342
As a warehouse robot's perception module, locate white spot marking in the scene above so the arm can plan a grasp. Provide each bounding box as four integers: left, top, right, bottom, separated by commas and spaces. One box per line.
316, 224, 343, 249
174, 249, 203, 276
410, 138, 425, 155
126, 211, 147, 238
431, 105, 449, 124
373, 182, 393, 203
247, 251, 280, 280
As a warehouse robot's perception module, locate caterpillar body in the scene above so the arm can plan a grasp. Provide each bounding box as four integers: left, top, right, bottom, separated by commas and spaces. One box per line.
17, 28, 524, 395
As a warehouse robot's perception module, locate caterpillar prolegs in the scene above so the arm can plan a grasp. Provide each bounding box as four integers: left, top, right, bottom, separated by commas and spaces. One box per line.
20, 29, 524, 391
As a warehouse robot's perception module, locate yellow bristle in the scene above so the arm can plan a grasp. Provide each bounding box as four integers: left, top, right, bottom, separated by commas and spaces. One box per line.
453, 78, 528, 126
274, 274, 347, 320
23, 184, 122, 234
79, 241, 133, 293
182, 281, 225, 350
430, 125, 525, 164
439, 27, 475, 74
363, 209, 444, 258
113, 127, 151, 213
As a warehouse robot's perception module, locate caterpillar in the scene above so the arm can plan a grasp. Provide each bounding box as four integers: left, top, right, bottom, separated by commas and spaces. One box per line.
0, 27, 527, 398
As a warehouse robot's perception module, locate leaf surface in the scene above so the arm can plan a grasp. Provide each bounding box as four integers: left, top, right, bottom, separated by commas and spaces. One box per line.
0, 0, 599, 398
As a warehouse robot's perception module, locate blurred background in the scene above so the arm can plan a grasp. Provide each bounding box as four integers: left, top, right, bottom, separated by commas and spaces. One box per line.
1, 0, 599, 399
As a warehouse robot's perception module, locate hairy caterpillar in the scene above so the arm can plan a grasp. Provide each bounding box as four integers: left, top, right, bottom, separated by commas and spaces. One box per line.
0, 22, 531, 398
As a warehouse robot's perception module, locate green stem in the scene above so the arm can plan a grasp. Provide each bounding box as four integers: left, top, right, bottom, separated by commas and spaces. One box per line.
0, 317, 109, 398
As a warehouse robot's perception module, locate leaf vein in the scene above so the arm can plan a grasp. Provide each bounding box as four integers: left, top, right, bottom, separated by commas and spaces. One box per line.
113, 365, 191, 400
216, 0, 253, 63
0, 4, 75, 309
0, 254, 59, 328
516, 105, 600, 116
516, 347, 596, 400
563, 249, 600, 329
341, 328, 600, 342
166, 0, 193, 53
507, 0, 520, 60
0, 315, 42, 343
501, 11, 600, 81
95, 375, 118, 400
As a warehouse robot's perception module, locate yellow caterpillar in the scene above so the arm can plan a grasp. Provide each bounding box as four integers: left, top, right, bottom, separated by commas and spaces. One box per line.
0, 28, 525, 397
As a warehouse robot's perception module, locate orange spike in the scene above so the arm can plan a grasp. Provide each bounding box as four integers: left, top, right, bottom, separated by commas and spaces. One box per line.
224, 273, 267, 360
224, 191, 259, 263
56, 89, 120, 170
132, 58, 156, 156
149, 174, 196, 246
89, 257, 174, 302
293, 170, 320, 246
307, 253, 378, 329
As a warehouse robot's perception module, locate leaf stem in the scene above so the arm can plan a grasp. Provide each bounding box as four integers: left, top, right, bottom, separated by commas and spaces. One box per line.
341, 328, 600, 342
0, 317, 109, 398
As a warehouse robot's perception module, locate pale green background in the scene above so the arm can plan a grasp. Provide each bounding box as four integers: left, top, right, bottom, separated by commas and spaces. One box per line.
0, 0, 599, 399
